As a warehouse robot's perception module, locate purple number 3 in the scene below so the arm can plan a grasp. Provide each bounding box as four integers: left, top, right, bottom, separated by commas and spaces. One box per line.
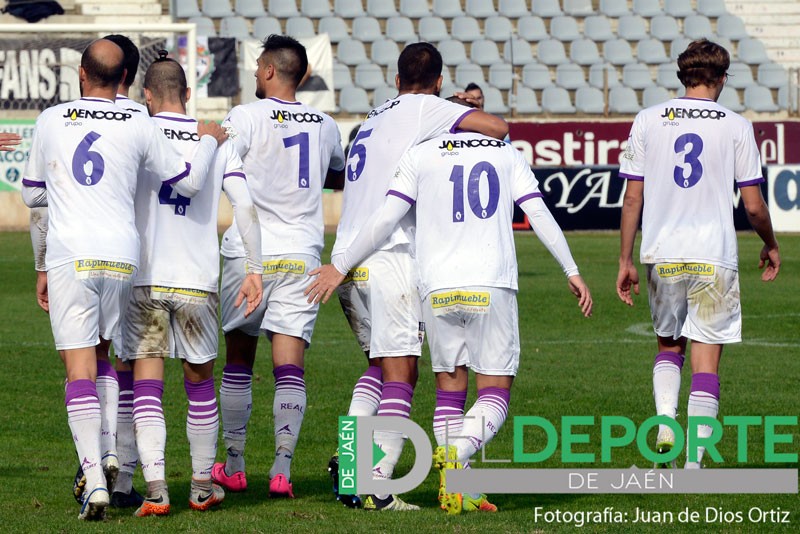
71, 131, 105, 186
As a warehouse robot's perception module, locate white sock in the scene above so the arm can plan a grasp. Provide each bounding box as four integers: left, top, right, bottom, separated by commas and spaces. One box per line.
372, 381, 414, 483
686, 373, 720, 468
115, 370, 136, 494
455, 387, 510, 465
433, 389, 467, 448
653, 352, 684, 437
66, 380, 104, 490
95, 360, 119, 464
133, 379, 166, 483
270, 365, 306, 480
220, 364, 252, 475
185, 378, 218, 481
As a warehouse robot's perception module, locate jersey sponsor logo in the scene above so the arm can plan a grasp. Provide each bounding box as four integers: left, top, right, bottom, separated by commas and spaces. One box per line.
366, 99, 400, 119
62, 108, 133, 122
270, 109, 324, 124
431, 290, 491, 315
161, 128, 200, 141
438, 138, 506, 151
660, 107, 726, 121
262, 259, 306, 276
655, 262, 715, 282
74, 259, 134, 280
343, 267, 369, 284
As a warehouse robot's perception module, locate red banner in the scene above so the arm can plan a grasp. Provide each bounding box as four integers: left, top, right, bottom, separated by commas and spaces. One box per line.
509, 120, 800, 167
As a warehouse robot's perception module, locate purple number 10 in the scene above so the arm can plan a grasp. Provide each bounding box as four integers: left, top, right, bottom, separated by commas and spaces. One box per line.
449, 161, 500, 223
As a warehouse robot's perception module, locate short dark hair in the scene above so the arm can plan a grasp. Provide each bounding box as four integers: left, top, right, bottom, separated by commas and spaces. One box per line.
464, 82, 483, 93
103, 34, 140, 88
262, 34, 308, 87
81, 40, 125, 88
397, 42, 443, 91
144, 51, 188, 105
677, 39, 730, 89
446, 95, 477, 109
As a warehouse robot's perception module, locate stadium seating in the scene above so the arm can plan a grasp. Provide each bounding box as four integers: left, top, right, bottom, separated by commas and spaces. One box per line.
485, 16, 514, 42
642, 85, 671, 107
600, 0, 630, 18
235, 0, 266, 18
334, 0, 365, 18
489, 63, 514, 90
716, 14, 749, 41
575, 86, 606, 113
465, 0, 496, 18
419, 16, 449, 42
400, 0, 431, 18
718, 86, 744, 112
371, 38, 400, 66
373, 84, 397, 106
570, 38, 602, 66
203, 0, 233, 18
584, 15, 615, 42
188, 16, 217, 37
633, 0, 663, 18
482, 86, 509, 114
744, 85, 780, 112
433, 0, 463, 18
522, 62, 554, 90
537, 39, 569, 66
637, 38, 670, 64
609, 86, 641, 112
515, 86, 542, 114
176, 0, 202, 18
301, 0, 332, 18
385, 16, 417, 42
455, 62, 485, 88
603, 39, 636, 65
738, 38, 771, 65
618, 14, 649, 42
564, 0, 594, 17
354, 63, 386, 90
220, 16, 251, 40
697, 0, 727, 17
337, 38, 370, 65
683, 15, 714, 40
367, 0, 398, 18
664, 0, 694, 18
650, 15, 682, 42
339, 85, 372, 113
318, 16, 349, 42
451, 16, 482, 42
726, 62, 756, 89
551, 16, 582, 42
517, 16, 549, 42
757, 63, 789, 90
286, 16, 316, 38
542, 86, 576, 114
253, 16, 282, 39
556, 63, 587, 90
470, 40, 503, 66
268, 0, 299, 17
622, 62, 655, 89
351, 16, 382, 42
589, 63, 621, 89
655, 62, 681, 90
498, 0, 529, 18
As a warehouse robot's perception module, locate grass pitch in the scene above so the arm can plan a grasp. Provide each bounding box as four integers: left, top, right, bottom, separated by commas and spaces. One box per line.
0, 231, 797, 533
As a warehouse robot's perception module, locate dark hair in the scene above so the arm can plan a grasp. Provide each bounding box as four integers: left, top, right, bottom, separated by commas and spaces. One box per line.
464, 82, 483, 93
103, 34, 140, 87
262, 34, 308, 87
677, 39, 730, 89
397, 42, 443, 91
144, 50, 188, 105
446, 95, 477, 108
81, 40, 125, 88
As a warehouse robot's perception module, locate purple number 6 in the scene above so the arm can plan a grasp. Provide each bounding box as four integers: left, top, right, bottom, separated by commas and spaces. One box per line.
71, 131, 105, 186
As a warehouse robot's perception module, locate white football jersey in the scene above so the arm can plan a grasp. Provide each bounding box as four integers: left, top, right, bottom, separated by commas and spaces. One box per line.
332, 93, 478, 256
220, 97, 344, 258
134, 112, 245, 291
23, 97, 191, 270
116, 94, 148, 114
389, 132, 543, 297
619, 97, 763, 269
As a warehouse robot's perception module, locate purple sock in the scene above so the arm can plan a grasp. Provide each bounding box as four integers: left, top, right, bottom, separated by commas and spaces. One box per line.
66, 379, 98, 405
654, 351, 685, 369
96, 359, 118, 380
690, 372, 720, 399
477, 387, 511, 418
377, 381, 414, 418
434, 389, 467, 446
348, 365, 383, 417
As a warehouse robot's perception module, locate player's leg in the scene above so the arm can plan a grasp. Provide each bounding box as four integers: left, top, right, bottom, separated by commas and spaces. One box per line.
682, 265, 739, 469
215, 255, 266, 491
267, 333, 306, 497
646, 264, 689, 465
184, 361, 224, 511
362, 250, 423, 511
130, 357, 170, 517
433, 370, 468, 509
94, 339, 119, 490
175, 290, 225, 510
111, 357, 143, 508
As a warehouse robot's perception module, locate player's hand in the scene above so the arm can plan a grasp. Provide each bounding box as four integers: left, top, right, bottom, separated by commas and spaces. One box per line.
0, 132, 21, 151
305, 264, 346, 304
759, 243, 780, 281
197, 120, 228, 146
234, 273, 263, 318
451, 91, 481, 109
567, 275, 593, 317
36, 271, 49, 313
616, 261, 640, 306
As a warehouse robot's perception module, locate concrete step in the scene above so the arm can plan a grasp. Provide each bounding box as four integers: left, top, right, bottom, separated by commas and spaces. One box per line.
747, 25, 800, 38
90, 14, 173, 24
78, 3, 163, 15
736, 14, 800, 25
728, 3, 800, 15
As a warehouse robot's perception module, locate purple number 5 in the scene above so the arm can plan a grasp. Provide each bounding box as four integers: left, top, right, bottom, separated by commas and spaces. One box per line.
71, 131, 105, 186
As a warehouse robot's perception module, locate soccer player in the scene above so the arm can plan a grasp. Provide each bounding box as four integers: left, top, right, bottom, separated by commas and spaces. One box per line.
616, 39, 780, 469
104, 34, 148, 115
463, 82, 485, 110
120, 52, 263, 517
307, 97, 592, 514
21, 38, 227, 520
325, 42, 508, 511
212, 34, 345, 499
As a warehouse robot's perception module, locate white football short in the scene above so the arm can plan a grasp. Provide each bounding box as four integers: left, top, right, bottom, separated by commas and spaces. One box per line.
220, 254, 319, 345
646, 262, 741, 344
335, 247, 424, 358
422, 286, 520, 376
47, 260, 135, 350
120, 286, 219, 364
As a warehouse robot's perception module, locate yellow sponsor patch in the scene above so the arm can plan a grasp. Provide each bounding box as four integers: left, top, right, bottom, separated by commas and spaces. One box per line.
261, 259, 306, 276
656, 263, 715, 278
74, 259, 134, 280
431, 290, 490, 315
343, 267, 369, 284
151, 286, 209, 304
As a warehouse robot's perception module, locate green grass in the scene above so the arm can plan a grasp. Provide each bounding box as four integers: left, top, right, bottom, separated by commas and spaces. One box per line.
0, 231, 797, 533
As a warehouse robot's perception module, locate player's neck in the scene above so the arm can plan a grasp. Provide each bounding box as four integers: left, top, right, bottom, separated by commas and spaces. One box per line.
152, 101, 186, 116
81, 83, 118, 102
265, 87, 297, 103
683, 84, 721, 101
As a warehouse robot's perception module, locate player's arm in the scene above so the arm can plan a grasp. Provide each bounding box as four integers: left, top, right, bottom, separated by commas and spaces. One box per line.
518, 196, 592, 317
740, 184, 780, 281
617, 179, 643, 305
0, 132, 21, 151
306, 194, 411, 304
21, 123, 48, 208
170, 121, 228, 198
222, 171, 264, 317
452, 109, 508, 140
21, 182, 48, 208
29, 207, 49, 312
